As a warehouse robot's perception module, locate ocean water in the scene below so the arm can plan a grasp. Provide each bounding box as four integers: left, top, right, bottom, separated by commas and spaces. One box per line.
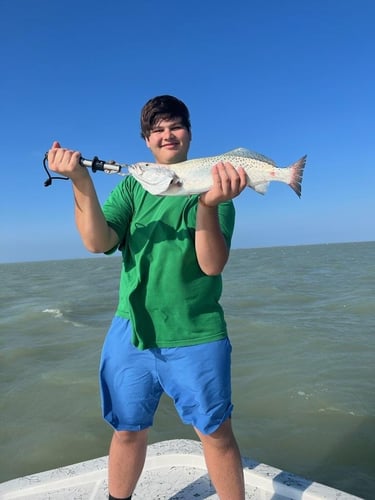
0, 242, 374, 498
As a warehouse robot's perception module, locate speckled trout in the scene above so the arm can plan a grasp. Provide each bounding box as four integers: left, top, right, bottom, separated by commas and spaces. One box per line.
128, 148, 307, 197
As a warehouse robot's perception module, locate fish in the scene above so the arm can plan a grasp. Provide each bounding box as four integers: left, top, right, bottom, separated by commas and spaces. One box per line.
128, 148, 307, 197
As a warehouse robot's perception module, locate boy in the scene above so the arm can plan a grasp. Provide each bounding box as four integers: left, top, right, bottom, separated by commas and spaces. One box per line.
48, 95, 247, 499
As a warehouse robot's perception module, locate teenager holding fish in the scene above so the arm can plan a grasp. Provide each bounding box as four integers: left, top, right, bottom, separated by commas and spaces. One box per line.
48, 95, 247, 500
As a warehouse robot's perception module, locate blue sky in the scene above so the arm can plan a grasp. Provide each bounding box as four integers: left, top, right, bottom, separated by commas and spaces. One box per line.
1, 0, 374, 263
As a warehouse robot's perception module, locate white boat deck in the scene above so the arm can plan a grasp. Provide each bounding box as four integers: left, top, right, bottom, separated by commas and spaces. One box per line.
0, 439, 362, 499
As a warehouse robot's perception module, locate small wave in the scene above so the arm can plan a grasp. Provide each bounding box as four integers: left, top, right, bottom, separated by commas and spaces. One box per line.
42, 308, 63, 318
42, 308, 83, 327
318, 407, 356, 416
296, 390, 312, 400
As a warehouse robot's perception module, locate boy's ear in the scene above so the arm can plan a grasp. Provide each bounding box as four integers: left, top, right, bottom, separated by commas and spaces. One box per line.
145, 137, 151, 148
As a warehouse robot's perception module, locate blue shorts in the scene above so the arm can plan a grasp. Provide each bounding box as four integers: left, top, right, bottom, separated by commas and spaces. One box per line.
99, 316, 233, 435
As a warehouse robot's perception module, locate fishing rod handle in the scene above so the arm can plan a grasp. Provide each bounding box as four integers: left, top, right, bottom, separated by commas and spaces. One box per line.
79, 156, 124, 173
43, 152, 129, 187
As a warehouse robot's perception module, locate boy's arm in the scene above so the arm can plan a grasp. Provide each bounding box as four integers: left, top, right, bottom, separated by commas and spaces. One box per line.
48, 141, 119, 253
195, 163, 247, 275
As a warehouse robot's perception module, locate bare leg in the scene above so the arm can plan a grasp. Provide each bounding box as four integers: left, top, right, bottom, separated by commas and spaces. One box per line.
195, 419, 245, 500
108, 429, 148, 498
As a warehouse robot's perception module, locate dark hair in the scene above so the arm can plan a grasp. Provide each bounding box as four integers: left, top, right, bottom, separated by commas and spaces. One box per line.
140, 95, 191, 139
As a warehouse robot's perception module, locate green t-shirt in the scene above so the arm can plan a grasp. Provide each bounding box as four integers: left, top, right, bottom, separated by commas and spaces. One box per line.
103, 176, 235, 350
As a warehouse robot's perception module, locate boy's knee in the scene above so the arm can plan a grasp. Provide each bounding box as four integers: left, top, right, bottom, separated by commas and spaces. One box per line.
112, 429, 148, 446
196, 418, 236, 447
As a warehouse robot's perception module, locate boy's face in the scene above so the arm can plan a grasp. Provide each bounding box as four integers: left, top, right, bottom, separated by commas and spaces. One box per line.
145, 118, 191, 164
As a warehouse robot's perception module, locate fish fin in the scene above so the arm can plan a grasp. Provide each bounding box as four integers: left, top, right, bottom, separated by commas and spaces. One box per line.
288, 155, 307, 198
224, 148, 277, 166
129, 164, 180, 195
252, 181, 270, 195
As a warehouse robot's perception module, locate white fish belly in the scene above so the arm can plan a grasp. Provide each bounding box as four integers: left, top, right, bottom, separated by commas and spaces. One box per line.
169, 157, 288, 195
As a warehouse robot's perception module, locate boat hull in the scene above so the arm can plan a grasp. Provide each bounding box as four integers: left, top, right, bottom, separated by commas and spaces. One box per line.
0, 439, 362, 499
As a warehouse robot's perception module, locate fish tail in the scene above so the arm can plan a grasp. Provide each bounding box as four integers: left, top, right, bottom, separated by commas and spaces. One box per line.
289, 155, 307, 198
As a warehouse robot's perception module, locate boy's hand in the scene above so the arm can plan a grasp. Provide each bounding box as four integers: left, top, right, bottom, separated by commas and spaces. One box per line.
200, 162, 247, 207
47, 141, 89, 181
